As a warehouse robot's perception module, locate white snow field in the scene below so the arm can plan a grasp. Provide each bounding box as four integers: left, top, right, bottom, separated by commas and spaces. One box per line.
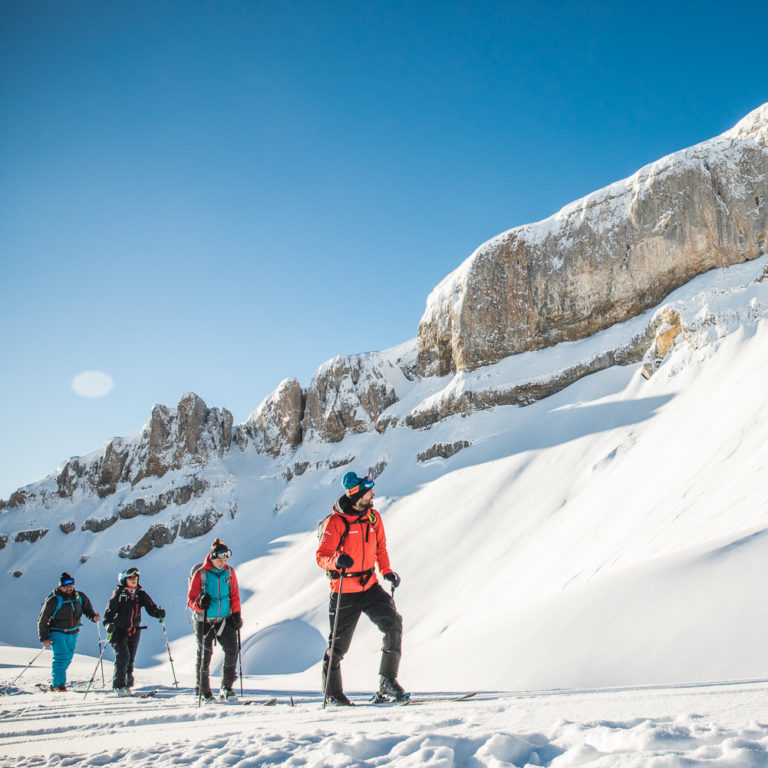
3, 647, 768, 767
3, 255, 768, 766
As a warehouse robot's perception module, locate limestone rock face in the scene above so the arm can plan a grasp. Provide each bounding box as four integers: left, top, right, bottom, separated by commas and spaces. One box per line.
131, 393, 234, 483
302, 354, 401, 443
418, 103, 768, 376
119, 523, 179, 560
234, 378, 304, 456
641, 309, 684, 379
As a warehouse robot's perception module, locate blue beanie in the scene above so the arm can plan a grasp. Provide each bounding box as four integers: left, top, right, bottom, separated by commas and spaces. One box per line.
342, 472, 374, 501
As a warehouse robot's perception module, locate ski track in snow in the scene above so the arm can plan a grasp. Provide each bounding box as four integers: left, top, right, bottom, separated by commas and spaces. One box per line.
4, 669, 768, 767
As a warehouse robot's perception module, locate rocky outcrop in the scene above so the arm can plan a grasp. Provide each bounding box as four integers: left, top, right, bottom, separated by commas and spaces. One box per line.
236, 349, 415, 452
418, 103, 768, 377
81, 515, 118, 533
234, 378, 304, 456
302, 354, 401, 443
179, 507, 223, 539
6, 490, 27, 509
119, 523, 179, 560
641, 310, 684, 379
418, 441, 472, 462
117, 478, 207, 520
14, 528, 48, 543
59, 521, 77, 534
407, 323, 654, 430
131, 393, 233, 484
118, 500, 228, 559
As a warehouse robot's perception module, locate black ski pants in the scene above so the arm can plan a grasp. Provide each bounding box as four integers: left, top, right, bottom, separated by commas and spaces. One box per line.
111, 629, 141, 690
196, 618, 238, 697
322, 582, 402, 695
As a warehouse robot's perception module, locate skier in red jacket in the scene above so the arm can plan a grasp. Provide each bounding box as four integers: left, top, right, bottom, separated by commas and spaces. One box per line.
316, 471, 405, 705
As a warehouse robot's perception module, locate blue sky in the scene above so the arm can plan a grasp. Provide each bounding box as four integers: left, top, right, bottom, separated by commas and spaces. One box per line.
1, 0, 766, 499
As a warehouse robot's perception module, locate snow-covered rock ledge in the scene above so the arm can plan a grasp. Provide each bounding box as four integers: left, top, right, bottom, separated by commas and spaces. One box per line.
391, 253, 768, 429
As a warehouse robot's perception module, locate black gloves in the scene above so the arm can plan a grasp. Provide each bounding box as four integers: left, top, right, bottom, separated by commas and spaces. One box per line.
198, 593, 212, 610
230, 611, 243, 630
335, 553, 354, 570
156, 607, 166, 620
384, 572, 401, 588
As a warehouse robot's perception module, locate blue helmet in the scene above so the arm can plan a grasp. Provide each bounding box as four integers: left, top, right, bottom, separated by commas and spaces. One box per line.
118, 567, 140, 585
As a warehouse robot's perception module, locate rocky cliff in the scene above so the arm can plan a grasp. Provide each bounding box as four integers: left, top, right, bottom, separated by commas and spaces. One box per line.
417, 103, 768, 377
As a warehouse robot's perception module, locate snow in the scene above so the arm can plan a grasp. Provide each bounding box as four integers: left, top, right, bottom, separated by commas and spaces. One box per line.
3, 254, 768, 764
4, 646, 768, 767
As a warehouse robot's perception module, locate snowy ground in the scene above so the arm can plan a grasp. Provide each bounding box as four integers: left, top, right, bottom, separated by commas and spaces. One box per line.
3, 647, 768, 768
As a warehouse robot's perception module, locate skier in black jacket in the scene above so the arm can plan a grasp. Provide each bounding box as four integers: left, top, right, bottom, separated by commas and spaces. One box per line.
103, 567, 165, 696
38, 572, 101, 691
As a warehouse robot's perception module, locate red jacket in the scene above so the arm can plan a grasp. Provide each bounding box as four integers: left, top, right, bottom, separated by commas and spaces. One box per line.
316, 497, 393, 593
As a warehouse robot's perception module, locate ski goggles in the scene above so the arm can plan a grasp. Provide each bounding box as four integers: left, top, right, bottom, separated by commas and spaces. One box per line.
122, 567, 140, 579
211, 549, 231, 559
60, 577, 75, 586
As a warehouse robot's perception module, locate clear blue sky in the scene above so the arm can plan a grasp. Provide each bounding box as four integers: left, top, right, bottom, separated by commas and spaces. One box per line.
1, 0, 766, 499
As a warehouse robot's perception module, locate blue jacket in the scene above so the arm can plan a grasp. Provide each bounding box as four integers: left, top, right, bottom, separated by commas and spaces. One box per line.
187, 553, 241, 622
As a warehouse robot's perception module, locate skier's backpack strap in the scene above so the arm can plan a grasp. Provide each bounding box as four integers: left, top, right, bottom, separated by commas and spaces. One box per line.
46, 591, 82, 623
318, 513, 351, 580
318, 512, 351, 548
189, 562, 206, 594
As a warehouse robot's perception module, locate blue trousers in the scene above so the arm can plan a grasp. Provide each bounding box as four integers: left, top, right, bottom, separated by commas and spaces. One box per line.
50, 631, 79, 687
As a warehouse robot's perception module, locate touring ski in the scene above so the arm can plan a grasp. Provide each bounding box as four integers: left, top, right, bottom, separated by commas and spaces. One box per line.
241, 697, 278, 706
368, 691, 476, 706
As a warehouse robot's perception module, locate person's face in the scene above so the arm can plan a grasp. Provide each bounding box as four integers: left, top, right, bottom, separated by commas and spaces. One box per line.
60, 584, 75, 593
211, 555, 229, 568
355, 489, 375, 510
126, 575, 138, 587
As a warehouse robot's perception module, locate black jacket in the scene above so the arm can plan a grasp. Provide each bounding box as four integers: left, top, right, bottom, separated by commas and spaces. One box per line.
103, 583, 161, 635
38, 588, 97, 642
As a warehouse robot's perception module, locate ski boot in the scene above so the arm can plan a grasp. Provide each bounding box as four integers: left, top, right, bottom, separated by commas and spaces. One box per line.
378, 675, 408, 701
325, 691, 354, 706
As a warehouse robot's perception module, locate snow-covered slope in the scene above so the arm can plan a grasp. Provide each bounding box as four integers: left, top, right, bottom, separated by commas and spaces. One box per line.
2, 255, 768, 698
4, 645, 768, 768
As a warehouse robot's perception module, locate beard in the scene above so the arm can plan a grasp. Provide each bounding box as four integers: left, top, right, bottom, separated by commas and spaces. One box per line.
355, 495, 374, 511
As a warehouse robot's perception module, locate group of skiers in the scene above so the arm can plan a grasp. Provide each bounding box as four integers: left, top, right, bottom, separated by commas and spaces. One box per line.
36, 471, 406, 705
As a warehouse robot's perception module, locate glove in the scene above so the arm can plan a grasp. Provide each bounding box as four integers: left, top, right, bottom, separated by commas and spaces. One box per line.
335, 553, 354, 570
156, 607, 166, 620
230, 611, 242, 630
384, 572, 401, 588
199, 593, 212, 610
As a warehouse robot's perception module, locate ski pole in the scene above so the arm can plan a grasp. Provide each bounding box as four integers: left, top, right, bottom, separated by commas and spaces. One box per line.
322, 569, 345, 709
198, 609, 207, 707
237, 628, 244, 697
96, 622, 105, 686
160, 619, 178, 687
83, 638, 109, 700
0, 648, 46, 695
